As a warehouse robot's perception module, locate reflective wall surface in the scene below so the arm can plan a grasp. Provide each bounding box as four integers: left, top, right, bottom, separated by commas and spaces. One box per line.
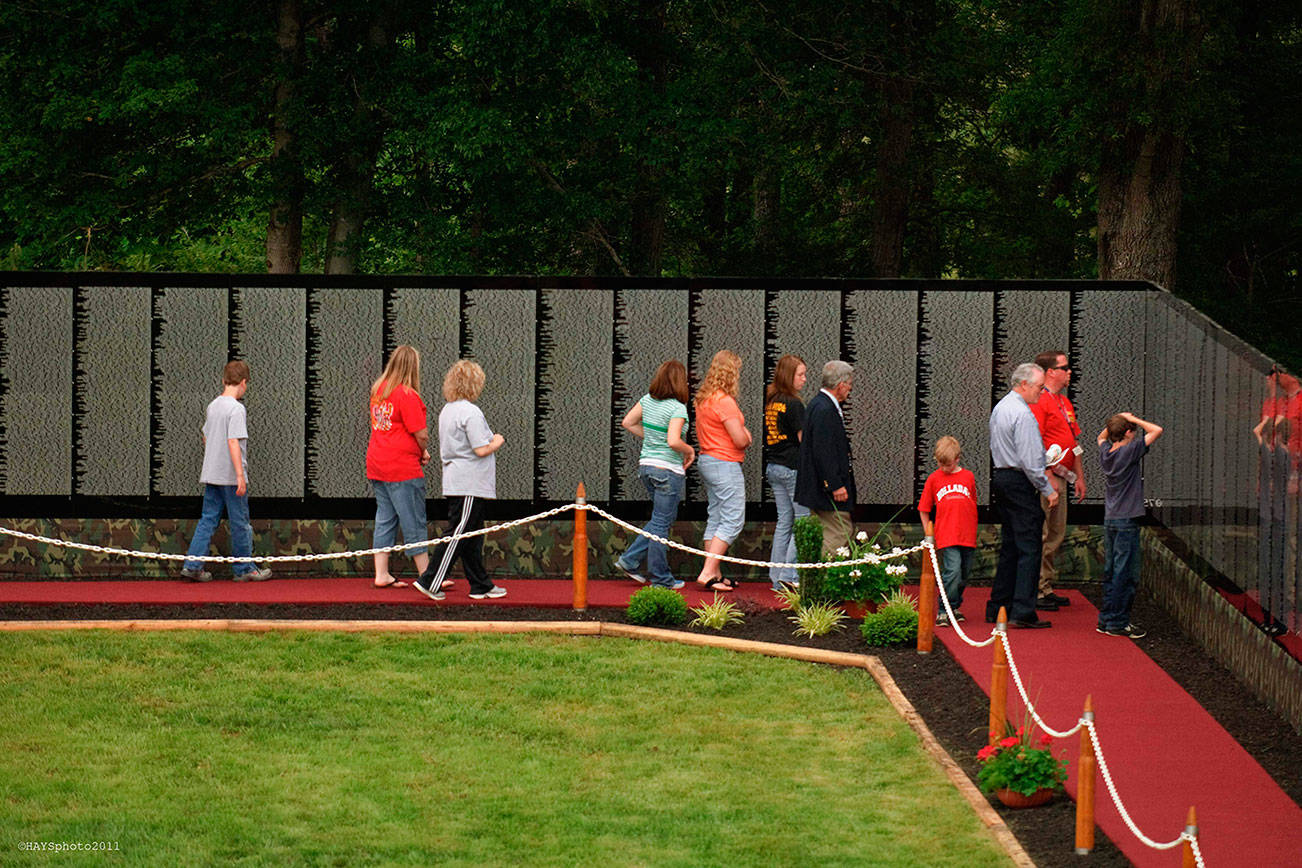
0, 275, 1294, 633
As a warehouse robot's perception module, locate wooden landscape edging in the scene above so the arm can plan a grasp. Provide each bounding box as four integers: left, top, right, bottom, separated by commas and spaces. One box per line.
0, 617, 1031, 866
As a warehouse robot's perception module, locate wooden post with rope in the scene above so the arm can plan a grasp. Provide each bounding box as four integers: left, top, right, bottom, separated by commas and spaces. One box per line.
572, 482, 588, 611
1181, 806, 1199, 868
989, 607, 1009, 744
1075, 695, 1097, 854
916, 541, 937, 653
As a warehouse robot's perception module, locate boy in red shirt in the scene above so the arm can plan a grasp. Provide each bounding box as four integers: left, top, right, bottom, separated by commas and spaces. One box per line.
918, 436, 979, 625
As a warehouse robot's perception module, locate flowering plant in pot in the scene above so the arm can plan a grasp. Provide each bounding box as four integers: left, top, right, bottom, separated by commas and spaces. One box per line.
819, 530, 909, 616
976, 722, 1068, 807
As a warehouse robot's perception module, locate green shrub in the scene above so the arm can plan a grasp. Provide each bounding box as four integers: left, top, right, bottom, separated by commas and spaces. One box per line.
860, 589, 919, 646
793, 515, 827, 600
689, 594, 745, 630
626, 586, 690, 627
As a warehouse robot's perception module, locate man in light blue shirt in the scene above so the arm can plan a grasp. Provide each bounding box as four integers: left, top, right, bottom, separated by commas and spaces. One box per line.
987, 363, 1059, 627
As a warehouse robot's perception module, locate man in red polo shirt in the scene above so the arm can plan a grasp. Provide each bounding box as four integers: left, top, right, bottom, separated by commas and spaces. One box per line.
1030, 350, 1085, 611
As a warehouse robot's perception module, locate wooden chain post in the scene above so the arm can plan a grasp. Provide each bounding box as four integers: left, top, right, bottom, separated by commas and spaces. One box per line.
572, 482, 588, 611
988, 607, 1009, 744
916, 541, 937, 653
1075, 695, 1097, 855
1181, 806, 1199, 868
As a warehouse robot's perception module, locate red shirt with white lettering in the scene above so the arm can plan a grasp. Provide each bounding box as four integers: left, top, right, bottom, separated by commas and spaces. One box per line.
366, 385, 428, 482
918, 466, 978, 549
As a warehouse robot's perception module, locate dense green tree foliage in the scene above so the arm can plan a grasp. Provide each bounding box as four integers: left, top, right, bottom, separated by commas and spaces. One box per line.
0, 0, 1296, 362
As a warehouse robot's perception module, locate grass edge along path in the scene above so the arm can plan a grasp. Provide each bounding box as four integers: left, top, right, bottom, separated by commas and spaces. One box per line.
1, 619, 1029, 866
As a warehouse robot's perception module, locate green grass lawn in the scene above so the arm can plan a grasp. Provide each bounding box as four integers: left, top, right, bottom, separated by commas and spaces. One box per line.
0, 631, 1009, 866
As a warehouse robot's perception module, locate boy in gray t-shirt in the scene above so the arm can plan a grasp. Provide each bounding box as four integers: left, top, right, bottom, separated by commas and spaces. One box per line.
1095, 411, 1164, 637
181, 360, 271, 582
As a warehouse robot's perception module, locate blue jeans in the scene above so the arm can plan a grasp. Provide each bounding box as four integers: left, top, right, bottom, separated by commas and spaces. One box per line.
372, 477, 429, 555
1100, 517, 1141, 630
184, 484, 256, 575
766, 463, 808, 587
618, 466, 684, 587
938, 545, 972, 609
698, 454, 745, 544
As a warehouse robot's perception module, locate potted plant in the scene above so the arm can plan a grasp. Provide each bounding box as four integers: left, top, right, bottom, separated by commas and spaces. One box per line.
820, 529, 909, 617
976, 723, 1069, 807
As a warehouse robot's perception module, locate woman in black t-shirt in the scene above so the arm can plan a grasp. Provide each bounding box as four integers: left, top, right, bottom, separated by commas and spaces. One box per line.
764, 354, 808, 591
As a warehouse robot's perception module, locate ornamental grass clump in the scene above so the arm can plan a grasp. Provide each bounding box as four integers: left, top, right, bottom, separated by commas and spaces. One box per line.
976, 723, 1069, 796
625, 586, 689, 627
859, 588, 919, 646
689, 594, 745, 630
773, 584, 847, 637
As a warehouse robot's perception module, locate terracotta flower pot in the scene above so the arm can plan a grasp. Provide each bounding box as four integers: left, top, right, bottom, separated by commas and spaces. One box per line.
840, 600, 879, 619
994, 787, 1055, 808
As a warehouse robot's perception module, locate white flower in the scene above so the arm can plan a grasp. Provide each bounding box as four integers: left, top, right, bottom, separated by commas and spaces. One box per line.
856, 531, 869, 542
850, 569, 862, 578
836, 546, 851, 558
871, 543, 882, 552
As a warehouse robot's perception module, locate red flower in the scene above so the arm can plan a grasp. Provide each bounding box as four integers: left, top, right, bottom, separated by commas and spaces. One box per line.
977, 745, 998, 761
1039, 734, 1053, 747
1000, 736, 1020, 748
1015, 726, 1025, 737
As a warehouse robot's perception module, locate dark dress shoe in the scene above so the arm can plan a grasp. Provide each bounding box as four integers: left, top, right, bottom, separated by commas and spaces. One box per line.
1035, 596, 1060, 611
1011, 618, 1052, 629
1047, 592, 1071, 606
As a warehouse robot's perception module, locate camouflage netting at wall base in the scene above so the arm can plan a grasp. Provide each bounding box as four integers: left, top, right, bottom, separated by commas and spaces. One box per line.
0, 518, 1104, 583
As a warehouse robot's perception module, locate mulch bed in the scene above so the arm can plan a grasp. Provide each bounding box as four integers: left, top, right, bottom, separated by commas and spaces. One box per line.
4, 584, 1299, 868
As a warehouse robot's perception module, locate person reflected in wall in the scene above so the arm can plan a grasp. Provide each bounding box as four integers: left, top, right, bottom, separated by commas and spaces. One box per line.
414, 360, 507, 602
366, 345, 432, 589
614, 359, 695, 589
1254, 370, 1299, 636
795, 361, 857, 557
181, 360, 272, 582
764, 354, 809, 591
987, 363, 1057, 628
693, 350, 751, 592
1029, 350, 1084, 612
1096, 412, 1164, 639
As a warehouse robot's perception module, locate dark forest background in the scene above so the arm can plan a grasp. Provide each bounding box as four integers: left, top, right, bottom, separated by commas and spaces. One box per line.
1, 0, 1297, 366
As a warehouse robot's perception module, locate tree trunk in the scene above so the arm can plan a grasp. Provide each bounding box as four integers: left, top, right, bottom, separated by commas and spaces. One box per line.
868, 77, 916, 278
752, 164, 780, 273
325, 13, 393, 275
1095, 0, 1203, 289
1097, 128, 1185, 288
265, 0, 305, 274
626, 0, 669, 276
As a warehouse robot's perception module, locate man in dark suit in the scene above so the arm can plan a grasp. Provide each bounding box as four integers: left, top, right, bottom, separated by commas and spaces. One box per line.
796, 360, 856, 555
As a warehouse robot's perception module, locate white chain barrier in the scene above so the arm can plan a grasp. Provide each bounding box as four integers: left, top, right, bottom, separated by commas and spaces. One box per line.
0, 504, 578, 564
0, 502, 1208, 863
920, 540, 1206, 863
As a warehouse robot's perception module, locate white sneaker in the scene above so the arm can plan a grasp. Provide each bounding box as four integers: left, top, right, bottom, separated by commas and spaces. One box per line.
233, 566, 272, 582
413, 579, 445, 601
469, 586, 507, 600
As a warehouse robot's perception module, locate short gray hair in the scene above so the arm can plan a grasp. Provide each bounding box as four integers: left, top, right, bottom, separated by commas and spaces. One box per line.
821, 360, 854, 390
1009, 362, 1044, 389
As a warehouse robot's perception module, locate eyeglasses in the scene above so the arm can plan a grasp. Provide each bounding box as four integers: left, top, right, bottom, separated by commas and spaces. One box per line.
1049, 365, 1071, 371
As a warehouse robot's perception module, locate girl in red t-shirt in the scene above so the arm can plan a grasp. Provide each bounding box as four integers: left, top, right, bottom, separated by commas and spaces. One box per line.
366, 345, 432, 588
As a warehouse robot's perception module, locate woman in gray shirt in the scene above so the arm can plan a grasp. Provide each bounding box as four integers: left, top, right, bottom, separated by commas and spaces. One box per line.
414, 360, 507, 601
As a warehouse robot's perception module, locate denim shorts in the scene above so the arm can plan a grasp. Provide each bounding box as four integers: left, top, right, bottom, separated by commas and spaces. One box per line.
372, 477, 429, 554
698, 453, 745, 544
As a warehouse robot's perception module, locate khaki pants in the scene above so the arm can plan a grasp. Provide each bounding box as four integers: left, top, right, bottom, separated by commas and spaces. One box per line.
1039, 473, 1067, 595
814, 509, 853, 557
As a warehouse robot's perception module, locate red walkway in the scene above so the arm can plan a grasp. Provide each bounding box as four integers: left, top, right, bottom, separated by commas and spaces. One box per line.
935, 587, 1302, 868
0, 576, 778, 609
3, 577, 1299, 865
